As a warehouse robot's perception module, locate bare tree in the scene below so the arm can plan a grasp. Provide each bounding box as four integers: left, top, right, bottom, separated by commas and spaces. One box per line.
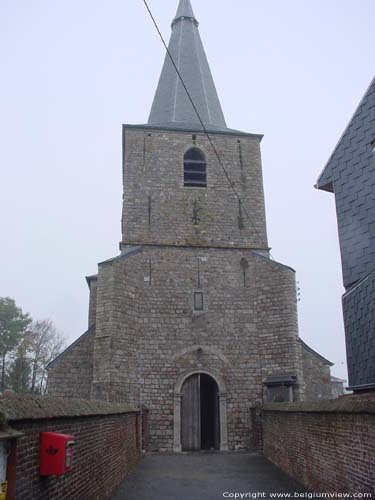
26, 320, 65, 394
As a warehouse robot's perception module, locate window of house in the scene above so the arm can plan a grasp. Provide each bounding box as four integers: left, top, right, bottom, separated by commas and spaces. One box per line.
184, 148, 207, 187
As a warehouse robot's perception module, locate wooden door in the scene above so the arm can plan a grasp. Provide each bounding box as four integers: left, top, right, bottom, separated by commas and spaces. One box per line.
181, 374, 200, 451
213, 381, 220, 450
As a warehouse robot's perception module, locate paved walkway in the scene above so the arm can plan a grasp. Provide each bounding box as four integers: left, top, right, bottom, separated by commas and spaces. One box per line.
111, 452, 306, 500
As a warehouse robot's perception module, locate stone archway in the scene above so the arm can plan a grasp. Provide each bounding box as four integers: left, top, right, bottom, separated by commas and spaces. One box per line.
173, 368, 228, 452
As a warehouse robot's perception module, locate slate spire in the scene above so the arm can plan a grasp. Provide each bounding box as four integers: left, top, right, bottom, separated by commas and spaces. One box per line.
174, 0, 195, 20
148, 0, 227, 131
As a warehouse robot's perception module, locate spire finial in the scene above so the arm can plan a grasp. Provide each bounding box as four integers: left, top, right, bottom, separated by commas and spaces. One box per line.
175, 0, 196, 20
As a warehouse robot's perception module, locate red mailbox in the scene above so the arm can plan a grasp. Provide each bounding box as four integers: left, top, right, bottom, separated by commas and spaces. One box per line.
40, 432, 75, 476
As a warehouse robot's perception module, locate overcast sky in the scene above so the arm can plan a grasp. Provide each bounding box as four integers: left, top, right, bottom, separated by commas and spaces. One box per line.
1, 0, 374, 381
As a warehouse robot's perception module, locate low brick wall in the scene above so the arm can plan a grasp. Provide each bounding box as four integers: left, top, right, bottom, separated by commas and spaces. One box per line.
0, 394, 140, 500
253, 395, 375, 494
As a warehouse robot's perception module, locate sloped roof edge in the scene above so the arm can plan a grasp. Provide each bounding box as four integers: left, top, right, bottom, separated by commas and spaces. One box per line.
299, 338, 334, 366
251, 250, 296, 273
47, 325, 95, 370
316, 76, 375, 191
85, 274, 98, 287
123, 123, 264, 140
98, 246, 143, 266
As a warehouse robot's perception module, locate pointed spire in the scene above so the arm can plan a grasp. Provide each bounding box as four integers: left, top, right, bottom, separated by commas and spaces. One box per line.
148, 0, 227, 131
173, 0, 197, 25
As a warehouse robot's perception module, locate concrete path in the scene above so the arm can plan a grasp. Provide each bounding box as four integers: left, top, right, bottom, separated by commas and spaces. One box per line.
111, 452, 307, 500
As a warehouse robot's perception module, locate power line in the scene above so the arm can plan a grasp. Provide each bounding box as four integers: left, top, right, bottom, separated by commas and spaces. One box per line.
142, 0, 270, 252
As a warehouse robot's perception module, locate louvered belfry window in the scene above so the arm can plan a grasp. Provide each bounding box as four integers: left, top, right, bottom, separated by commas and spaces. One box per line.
184, 148, 207, 187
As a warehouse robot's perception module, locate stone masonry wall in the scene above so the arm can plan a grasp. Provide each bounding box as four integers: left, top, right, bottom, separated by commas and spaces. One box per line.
91, 252, 141, 406
87, 277, 98, 328
0, 394, 140, 500
48, 124, 308, 452
254, 255, 304, 402
301, 344, 333, 401
121, 127, 269, 251
47, 327, 95, 400
255, 396, 375, 494
91, 245, 303, 451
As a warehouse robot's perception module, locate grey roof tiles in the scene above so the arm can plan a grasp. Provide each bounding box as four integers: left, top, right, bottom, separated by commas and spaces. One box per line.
148, 0, 228, 132
316, 77, 375, 288
174, 0, 195, 20
316, 76, 375, 390
343, 270, 375, 389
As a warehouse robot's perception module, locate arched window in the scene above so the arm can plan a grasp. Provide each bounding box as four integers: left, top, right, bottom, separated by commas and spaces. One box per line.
184, 148, 207, 187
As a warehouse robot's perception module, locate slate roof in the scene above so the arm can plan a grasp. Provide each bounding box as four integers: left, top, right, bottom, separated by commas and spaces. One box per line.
316, 77, 375, 288
316, 77, 375, 192
123, 123, 263, 139
148, 0, 228, 132
343, 269, 375, 389
316, 76, 375, 390
98, 246, 143, 266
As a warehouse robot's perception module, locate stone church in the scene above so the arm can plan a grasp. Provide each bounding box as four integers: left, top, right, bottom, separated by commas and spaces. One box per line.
48, 0, 336, 452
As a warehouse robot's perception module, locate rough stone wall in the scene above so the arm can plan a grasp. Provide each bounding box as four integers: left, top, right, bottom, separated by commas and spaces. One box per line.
48, 125, 312, 451
91, 252, 141, 405
121, 127, 269, 250
47, 327, 95, 399
301, 344, 333, 401
254, 255, 305, 402
91, 245, 303, 451
87, 277, 98, 328
0, 394, 140, 500
331, 378, 346, 398
256, 396, 375, 494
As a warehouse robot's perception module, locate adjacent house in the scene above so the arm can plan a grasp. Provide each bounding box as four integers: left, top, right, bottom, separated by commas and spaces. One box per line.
316, 77, 375, 392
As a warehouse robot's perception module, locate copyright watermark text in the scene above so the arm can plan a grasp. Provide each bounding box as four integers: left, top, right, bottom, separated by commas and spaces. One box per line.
222, 493, 373, 499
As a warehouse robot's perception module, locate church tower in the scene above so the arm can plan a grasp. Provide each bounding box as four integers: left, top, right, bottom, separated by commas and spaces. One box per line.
121, 0, 268, 251
49, 0, 337, 452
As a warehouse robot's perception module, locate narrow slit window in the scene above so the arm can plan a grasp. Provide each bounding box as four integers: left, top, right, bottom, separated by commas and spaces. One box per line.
184, 148, 207, 187
194, 292, 204, 311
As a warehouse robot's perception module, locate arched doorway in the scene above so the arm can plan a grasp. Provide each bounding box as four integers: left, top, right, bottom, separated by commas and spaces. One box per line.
173, 368, 228, 452
181, 373, 220, 451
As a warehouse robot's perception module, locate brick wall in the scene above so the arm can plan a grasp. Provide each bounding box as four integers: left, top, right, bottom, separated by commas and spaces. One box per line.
0, 394, 140, 500
254, 395, 375, 494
